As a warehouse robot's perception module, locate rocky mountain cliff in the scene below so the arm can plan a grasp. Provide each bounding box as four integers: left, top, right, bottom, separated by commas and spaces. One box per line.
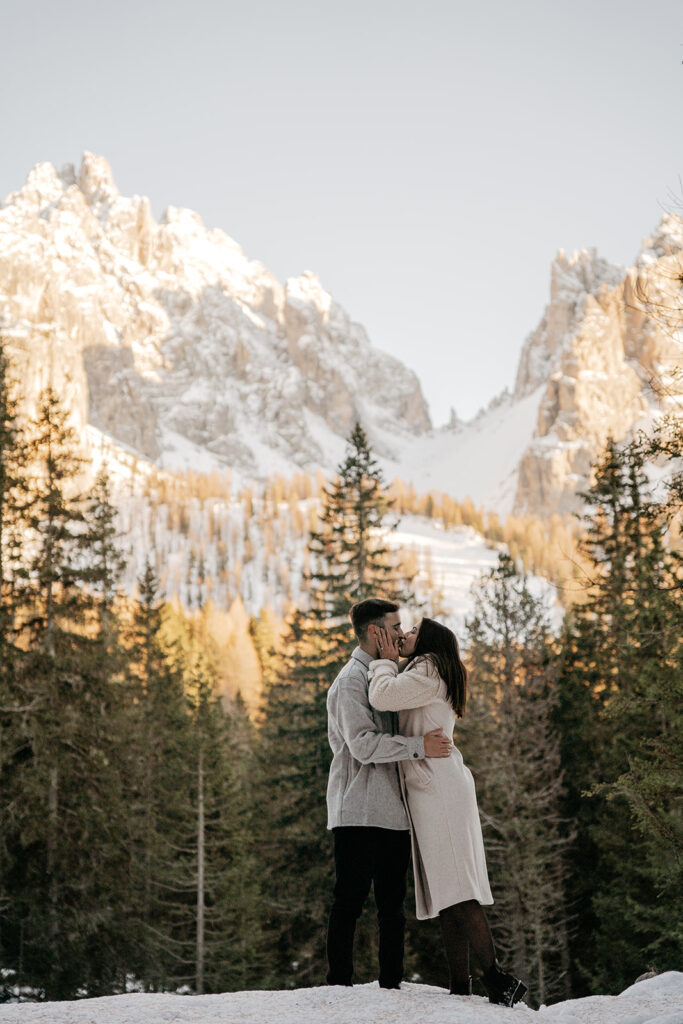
510, 218, 682, 515
1, 153, 680, 517
0, 153, 430, 480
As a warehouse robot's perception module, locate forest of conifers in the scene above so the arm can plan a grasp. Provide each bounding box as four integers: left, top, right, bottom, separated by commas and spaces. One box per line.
0, 341, 681, 1005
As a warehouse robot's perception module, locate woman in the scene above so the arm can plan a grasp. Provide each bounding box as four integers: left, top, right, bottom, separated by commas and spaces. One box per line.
368, 617, 527, 1007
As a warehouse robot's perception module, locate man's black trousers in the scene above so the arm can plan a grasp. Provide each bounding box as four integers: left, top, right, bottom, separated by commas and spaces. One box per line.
326, 825, 411, 987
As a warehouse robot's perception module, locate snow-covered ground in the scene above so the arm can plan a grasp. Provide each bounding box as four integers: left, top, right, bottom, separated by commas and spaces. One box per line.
1, 974, 681, 1024
89, 426, 563, 635
88, 429, 545, 628
389, 518, 561, 634
389, 519, 499, 631
382, 387, 544, 519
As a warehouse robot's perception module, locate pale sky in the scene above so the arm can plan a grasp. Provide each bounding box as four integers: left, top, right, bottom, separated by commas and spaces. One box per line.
2, 0, 682, 425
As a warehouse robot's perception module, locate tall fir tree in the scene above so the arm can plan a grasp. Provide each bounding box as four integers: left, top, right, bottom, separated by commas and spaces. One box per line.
179, 651, 264, 993
257, 608, 336, 985
555, 435, 682, 995
457, 554, 572, 1006
258, 423, 414, 987
78, 469, 128, 640
122, 576, 264, 993
1, 387, 131, 997
0, 338, 31, 990
122, 560, 192, 991
302, 422, 410, 678
595, 434, 682, 881
0, 338, 29, 651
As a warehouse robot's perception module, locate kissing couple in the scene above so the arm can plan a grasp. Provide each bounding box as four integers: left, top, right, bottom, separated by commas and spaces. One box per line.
325, 597, 527, 1007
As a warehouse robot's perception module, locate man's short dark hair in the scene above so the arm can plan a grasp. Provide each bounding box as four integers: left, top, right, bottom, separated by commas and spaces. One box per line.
350, 598, 400, 641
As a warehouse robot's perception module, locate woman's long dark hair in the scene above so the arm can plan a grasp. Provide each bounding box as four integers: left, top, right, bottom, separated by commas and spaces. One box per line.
406, 617, 467, 717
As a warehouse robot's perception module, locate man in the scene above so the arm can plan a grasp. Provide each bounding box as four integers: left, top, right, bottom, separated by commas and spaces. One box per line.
325, 597, 451, 988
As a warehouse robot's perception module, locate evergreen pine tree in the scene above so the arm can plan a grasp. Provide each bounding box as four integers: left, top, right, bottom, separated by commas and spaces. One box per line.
178, 653, 263, 993
0, 338, 29, 650
257, 608, 335, 985
0, 338, 31, 992
249, 606, 281, 697
258, 423, 414, 987
1, 388, 131, 997
78, 469, 128, 639
122, 561, 192, 991
456, 553, 572, 1006
123, 576, 264, 993
555, 435, 682, 994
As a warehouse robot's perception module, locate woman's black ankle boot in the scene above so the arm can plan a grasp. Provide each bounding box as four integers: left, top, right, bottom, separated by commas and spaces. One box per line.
482, 961, 527, 1006
449, 976, 472, 996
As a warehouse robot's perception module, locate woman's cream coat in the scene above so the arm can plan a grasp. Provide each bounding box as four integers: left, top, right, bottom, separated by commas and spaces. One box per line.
368, 655, 493, 920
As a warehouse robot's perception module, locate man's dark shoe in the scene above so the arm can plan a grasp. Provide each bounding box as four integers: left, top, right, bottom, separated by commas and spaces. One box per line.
326, 973, 352, 986
450, 975, 472, 995
482, 961, 527, 1006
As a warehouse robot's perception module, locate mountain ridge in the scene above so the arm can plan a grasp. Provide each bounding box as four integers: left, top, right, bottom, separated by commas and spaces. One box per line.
1, 153, 680, 516
1, 152, 430, 478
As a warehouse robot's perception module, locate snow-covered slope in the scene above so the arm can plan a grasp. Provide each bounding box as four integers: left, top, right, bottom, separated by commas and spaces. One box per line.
87, 427, 559, 665
384, 387, 544, 519
387, 517, 560, 632
390, 227, 682, 519
88, 432, 520, 630
0, 973, 680, 1024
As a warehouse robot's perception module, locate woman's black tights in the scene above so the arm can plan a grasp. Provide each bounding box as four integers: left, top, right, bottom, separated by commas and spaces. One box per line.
438, 899, 496, 992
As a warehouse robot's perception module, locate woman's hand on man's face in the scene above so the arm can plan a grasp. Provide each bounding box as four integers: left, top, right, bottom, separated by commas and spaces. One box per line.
376, 626, 400, 663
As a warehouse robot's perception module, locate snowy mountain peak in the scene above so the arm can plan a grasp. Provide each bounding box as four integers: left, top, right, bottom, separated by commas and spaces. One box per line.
77, 150, 119, 205
398, 213, 681, 518
552, 246, 623, 301
515, 247, 624, 401
512, 213, 682, 515
285, 270, 333, 319
0, 153, 431, 478
1, 154, 680, 518
639, 211, 683, 261
5, 160, 65, 209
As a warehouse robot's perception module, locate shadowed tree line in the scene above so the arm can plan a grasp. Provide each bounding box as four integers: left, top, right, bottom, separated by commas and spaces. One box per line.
0, 339, 680, 1001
